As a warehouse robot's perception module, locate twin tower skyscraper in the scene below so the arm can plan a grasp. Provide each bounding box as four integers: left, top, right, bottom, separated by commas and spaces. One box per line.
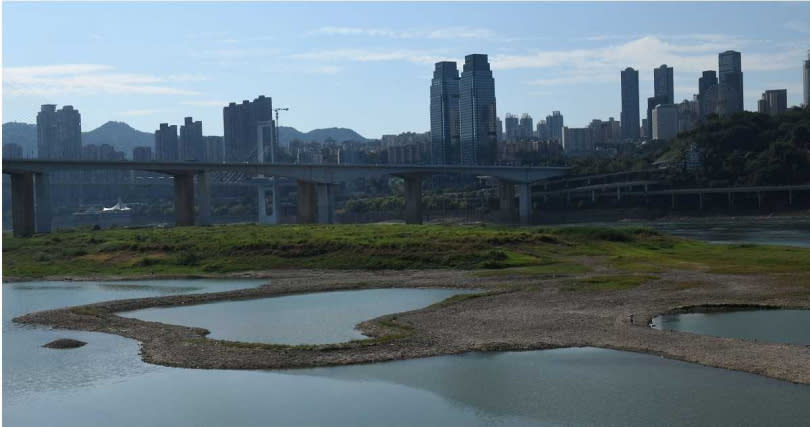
430, 54, 497, 165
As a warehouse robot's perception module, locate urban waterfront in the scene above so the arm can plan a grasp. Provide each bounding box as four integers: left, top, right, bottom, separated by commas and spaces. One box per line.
3, 2, 810, 425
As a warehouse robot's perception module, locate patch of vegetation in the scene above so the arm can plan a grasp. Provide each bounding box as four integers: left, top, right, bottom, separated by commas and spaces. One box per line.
4, 224, 810, 278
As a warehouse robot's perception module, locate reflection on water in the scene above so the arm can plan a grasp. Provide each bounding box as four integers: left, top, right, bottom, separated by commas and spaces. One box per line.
97, 283, 203, 292
653, 310, 810, 345
5, 280, 810, 426
120, 288, 474, 344
3, 279, 265, 405
624, 217, 810, 248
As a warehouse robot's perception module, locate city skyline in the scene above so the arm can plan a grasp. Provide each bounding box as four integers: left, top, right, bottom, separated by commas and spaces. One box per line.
3, 2, 810, 138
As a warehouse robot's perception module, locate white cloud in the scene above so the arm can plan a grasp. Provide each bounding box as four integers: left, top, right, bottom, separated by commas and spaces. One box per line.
3, 64, 201, 96
180, 100, 229, 107
190, 47, 283, 61
494, 35, 803, 85
291, 49, 453, 65
311, 26, 496, 40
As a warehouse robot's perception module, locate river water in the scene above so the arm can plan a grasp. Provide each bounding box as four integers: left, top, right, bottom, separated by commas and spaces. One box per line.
653, 310, 810, 345
120, 288, 474, 344
618, 217, 810, 248
4, 279, 810, 426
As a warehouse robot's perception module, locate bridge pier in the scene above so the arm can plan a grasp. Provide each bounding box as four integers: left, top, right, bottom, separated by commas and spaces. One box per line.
297, 180, 317, 224
197, 172, 211, 225
316, 183, 335, 224
404, 175, 423, 225
10, 172, 35, 237
497, 180, 516, 223
257, 180, 280, 225
173, 173, 195, 227
518, 183, 531, 226
35, 173, 52, 233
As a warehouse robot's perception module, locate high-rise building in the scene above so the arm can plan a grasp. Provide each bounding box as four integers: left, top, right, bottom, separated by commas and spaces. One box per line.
652, 104, 679, 141
430, 61, 460, 164
179, 117, 204, 161
204, 136, 224, 163
678, 98, 700, 133
718, 51, 744, 115
132, 146, 152, 162
536, 120, 549, 141
646, 95, 668, 141
589, 117, 621, 145
546, 111, 564, 143
504, 113, 519, 142
495, 117, 503, 142
518, 114, 533, 140
698, 70, 719, 118
223, 95, 274, 162
154, 123, 178, 161
459, 54, 497, 165
3, 143, 23, 159
36, 104, 82, 160
562, 127, 593, 157
758, 89, 788, 116
620, 67, 640, 141
654, 64, 674, 105
803, 51, 810, 108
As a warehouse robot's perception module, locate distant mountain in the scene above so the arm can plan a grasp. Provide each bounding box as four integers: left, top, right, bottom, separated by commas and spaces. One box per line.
82, 121, 153, 158
3, 121, 369, 159
2, 121, 153, 159
2, 122, 37, 157
278, 126, 368, 146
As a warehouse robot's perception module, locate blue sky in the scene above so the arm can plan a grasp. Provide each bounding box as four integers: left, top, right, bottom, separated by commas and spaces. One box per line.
3, 2, 810, 139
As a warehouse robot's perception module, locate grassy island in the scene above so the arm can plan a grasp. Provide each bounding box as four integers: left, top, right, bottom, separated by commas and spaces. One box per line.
3, 223, 810, 279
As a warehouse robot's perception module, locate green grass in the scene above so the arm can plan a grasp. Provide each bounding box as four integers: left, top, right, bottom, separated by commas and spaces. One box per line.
4, 223, 810, 278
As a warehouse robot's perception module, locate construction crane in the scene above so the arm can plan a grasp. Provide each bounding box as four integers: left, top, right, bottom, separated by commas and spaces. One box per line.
273, 107, 289, 155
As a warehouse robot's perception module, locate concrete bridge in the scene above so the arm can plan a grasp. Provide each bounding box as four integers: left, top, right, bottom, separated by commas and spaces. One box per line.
3, 159, 569, 236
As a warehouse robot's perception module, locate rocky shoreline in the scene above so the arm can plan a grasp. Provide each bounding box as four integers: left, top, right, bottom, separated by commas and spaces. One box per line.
11, 268, 810, 384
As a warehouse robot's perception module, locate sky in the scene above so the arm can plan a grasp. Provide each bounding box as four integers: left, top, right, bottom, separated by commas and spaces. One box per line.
3, 2, 810, 139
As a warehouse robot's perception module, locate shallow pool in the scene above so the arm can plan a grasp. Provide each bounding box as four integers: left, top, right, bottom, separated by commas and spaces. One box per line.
652, 309, 810, 345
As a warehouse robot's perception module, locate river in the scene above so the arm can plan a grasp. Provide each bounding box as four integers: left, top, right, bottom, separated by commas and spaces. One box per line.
4, 279, 810, 426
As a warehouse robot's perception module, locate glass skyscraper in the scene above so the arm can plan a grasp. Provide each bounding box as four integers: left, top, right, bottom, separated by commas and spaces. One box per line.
459, 54, 497, 165
698, 70, 719, 118
430, 61, 460, 164
654, 64, 674, 105
620, 67, 639, 141
718, 51, 743, 115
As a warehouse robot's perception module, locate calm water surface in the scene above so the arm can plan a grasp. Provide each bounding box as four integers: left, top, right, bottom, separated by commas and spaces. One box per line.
120, 288, 473, 344
5, 280, 810, 426
621, 217, 810, 247
653, 310, 810, 345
